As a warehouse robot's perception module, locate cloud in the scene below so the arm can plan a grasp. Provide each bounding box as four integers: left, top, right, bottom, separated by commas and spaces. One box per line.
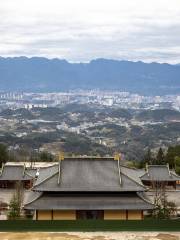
0, 0, 180, 63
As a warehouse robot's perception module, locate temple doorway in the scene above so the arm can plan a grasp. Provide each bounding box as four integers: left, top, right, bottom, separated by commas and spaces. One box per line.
76, 210, 104, 219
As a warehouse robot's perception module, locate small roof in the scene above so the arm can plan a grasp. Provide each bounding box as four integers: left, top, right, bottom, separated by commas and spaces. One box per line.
24, 192, 154, 210
0, 165, 34, 181
140, 165, 180, 182
34, 164, 59, 186
33, 159, 145, 192
120, 166, 145, 185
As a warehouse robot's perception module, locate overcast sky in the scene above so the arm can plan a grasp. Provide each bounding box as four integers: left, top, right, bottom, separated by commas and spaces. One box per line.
0, 0, 180, 63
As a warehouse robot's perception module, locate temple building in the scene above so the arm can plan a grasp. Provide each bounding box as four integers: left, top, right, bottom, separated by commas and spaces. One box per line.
140, 165, 180, 189
24, 157, 154, 220
0, 164, 35, 189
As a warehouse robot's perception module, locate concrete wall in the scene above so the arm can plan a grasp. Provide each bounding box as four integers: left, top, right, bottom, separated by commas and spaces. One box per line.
37, 210, 52, 220
128, 210, 142, 220
36, 210, 143, 220
104, 210, 126, 220
36, 210, 76, 220
53, 210, 76, 220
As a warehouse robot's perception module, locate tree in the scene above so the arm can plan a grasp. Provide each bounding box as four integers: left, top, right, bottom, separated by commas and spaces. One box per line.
39, 151, 54, 162
155, 148, 165, 165
0, 144, 8, 168
152, 181, 177, 219
8, 181, 24, 220
166, 146, 176, 168
8, 195, 20, 219
138, 148, 153, 168
145, 148, 154, 164
165, 145, 180, 169
174, 156, 180, 175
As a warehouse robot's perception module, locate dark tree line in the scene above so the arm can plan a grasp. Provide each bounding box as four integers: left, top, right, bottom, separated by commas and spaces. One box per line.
0, 144, 9, 168
0, 143, 56, 168
139, 145, 180, 174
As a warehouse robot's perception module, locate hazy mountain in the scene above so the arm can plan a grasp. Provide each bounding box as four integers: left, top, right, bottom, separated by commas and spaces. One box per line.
0, 57, 180, 95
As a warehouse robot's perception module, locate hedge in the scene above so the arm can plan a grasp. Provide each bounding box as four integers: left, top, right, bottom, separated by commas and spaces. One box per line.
0, 220, 180, 232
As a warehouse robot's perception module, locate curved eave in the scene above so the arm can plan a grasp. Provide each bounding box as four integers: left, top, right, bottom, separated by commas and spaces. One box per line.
32, 187, 146, 192
24, 193, 154, 210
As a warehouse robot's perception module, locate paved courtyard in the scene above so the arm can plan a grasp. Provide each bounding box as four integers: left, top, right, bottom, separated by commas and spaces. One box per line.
0, 232, 180, 240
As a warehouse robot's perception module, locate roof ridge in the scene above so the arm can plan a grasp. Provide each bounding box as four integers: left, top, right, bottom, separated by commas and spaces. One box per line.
4, 164, 24, 167
148, 165, 167, 167
57, 160, 61, 185
35, 164, 59, 170
64, 157, 114, 159
0, 163, 5, 175
167, 163, 171, 176
171, 171, 180, 178
120, 164, 138, 170
23, 163, 26, 177
117, 160, 122, 186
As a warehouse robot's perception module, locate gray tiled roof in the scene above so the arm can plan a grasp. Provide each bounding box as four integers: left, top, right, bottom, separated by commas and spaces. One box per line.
121, 166, 145, 185
33, 159, 145, 192
0, 165, 33, 181
26, 169, 38, 178
24, 192, 154, 210
34, 164, 59, 186
24, 191, 42, 205
140, 165, 180, 181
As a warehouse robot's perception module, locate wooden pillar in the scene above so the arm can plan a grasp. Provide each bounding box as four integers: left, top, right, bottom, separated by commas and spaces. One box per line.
29, 180, 33, 189
51, 210, 53, 220
141, 210, 144, 219
126, 210, 128, 220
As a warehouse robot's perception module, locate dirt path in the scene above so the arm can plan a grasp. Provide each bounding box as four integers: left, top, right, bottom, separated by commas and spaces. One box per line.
0, 232, 180, 240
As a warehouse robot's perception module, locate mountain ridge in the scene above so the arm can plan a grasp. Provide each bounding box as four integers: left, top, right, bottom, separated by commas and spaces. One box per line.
0, 57, 180, 95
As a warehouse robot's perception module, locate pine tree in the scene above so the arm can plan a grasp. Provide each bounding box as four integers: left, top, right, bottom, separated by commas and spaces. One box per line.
7, 181, 24, 219
174, 156, 180, 174
165, 147, 175, 168
165, 145, 180, 169
0, 144, 8, 168
156, 148, 165, 165
8, 194, 21, 219
144, 148, 153, 164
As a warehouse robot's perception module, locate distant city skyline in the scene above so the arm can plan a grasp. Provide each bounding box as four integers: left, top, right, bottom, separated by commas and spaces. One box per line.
0, 0, 180, 63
